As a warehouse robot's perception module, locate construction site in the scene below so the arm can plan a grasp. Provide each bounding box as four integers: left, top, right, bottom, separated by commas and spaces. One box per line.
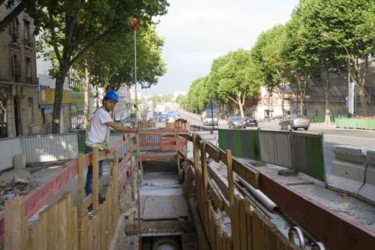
0, 119, 375, 250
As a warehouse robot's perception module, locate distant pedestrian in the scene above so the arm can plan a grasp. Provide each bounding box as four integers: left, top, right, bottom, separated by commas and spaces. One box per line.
85, 90, 137, 200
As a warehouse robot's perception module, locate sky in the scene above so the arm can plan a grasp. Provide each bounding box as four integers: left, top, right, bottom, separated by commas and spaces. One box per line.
37, 0, 300, 96
141, 0, 300, 96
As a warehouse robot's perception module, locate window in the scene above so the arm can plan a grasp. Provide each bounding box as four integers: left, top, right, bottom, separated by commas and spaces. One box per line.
25, 57, 32, 83
9, 18, 20, 44
24, 20, 31, 47
11, 55, 21, 82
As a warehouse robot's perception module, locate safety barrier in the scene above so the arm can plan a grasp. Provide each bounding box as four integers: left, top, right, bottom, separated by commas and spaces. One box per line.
219, 129, 260, 160
328, 146, 375, 205
358, 150, 375, 205
327, 146, 366, 196
218, 129, 325, 181
336, 117, 375, 130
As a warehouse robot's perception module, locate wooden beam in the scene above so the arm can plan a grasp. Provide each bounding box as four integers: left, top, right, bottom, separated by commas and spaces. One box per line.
258, 169, 375, 250
232, 158, 259, 189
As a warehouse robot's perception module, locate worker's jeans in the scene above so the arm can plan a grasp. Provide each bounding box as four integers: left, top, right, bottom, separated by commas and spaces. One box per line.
84, 146, 103, 196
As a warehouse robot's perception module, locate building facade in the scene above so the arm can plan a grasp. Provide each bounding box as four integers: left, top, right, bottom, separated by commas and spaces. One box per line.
0, 5, 41, 138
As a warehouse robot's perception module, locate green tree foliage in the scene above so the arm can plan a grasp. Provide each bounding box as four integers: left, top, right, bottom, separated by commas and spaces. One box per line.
252, 25, 292, 117
290, 0, 375, 116
186, 77, 209, 113
74, 23, 166, 91
175, 94, 188, 110
24, 0, 169, 133
213, 49, 260, 117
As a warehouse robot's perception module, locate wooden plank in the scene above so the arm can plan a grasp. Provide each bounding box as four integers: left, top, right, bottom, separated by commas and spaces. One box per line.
40, 203, 58, 250
227, 149, 238, 250
233, 158, 259, 189
252, 210, 265, 250
208, 180, 224, 210
244, 200, 253, 250
93, 147, 100, 211
201, 142, 209, 234
27, 222, 43, 250
4, 196, 25, 250
112, 150, 119, 232
262, 215, 278, 250
232, 195, 241, 250
56, 194, 68, 250
78, 153, 84, 216
208, 166, 229, 200
239, 198, 248, 250
65, 193, 74, 250
72, 207, 78, 250
206, 142, 220, 162
219, 149, 228, 165
78, 215, 89, 250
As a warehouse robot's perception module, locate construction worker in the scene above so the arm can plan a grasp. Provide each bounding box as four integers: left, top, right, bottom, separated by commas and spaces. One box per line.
85, 90, 137, 199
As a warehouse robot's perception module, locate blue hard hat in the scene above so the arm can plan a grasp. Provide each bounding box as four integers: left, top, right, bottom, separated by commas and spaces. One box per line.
104, 90, 118, 102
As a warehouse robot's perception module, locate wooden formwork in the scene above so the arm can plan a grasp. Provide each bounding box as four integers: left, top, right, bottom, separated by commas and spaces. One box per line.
3, 126, 192, 250
192, 134, 301, 250
3, 133, 137, 250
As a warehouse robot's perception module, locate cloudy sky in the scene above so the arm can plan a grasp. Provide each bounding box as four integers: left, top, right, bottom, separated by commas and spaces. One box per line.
37, 0, 299, 95
141, 0, 299, 95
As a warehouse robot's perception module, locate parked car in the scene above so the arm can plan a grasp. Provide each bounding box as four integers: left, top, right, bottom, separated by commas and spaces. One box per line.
279, 114, 310, 130
227, 116, 246, 129
245, 117, 258, 127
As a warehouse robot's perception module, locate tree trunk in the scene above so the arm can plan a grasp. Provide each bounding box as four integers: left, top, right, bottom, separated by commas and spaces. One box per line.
52, 63, 69, 134
324, 71, 331, 124
83, 65, 90, 129
357, 84, 368, 115
238, 99, 244, 118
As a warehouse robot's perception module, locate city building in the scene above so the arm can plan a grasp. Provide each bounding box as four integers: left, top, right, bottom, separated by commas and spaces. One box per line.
0, 4, 41, 137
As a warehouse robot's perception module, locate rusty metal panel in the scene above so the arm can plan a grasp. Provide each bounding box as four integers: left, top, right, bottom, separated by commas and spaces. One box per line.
20, 133, 78, 163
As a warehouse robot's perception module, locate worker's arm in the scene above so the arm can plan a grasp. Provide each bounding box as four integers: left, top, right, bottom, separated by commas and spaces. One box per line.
105, 121, 138, 133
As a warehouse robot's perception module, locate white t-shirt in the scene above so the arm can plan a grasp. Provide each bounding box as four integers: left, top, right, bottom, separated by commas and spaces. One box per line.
85, 108, 113, 148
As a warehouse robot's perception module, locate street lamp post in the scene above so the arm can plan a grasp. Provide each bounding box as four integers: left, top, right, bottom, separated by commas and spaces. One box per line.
132, 17, 139, 123
323, 33, 352, 117
210, 98, 214, 132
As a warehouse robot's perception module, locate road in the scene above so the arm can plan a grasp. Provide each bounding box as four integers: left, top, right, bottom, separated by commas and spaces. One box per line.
178, 109, 375, 174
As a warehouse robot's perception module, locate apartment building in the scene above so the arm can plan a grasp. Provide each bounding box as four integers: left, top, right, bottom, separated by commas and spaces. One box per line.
0, 4, 41, 138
